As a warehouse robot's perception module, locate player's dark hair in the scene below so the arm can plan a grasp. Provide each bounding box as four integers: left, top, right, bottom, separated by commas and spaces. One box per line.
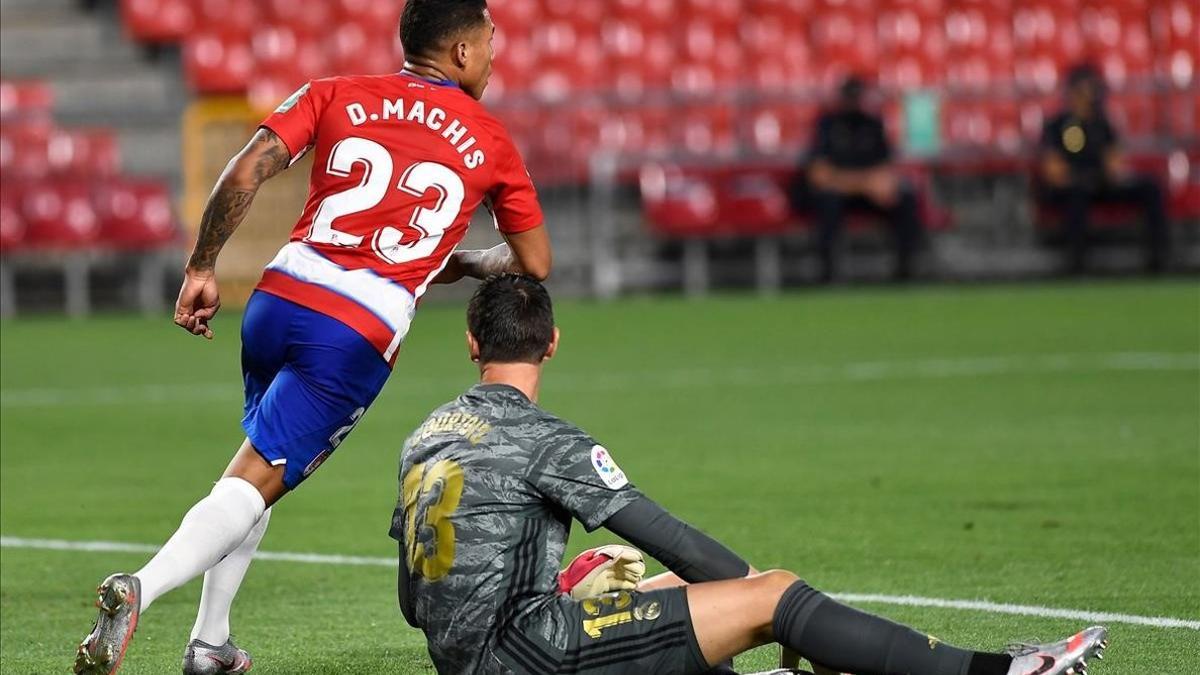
399, 0, 489, 60
467, 274, 555, 365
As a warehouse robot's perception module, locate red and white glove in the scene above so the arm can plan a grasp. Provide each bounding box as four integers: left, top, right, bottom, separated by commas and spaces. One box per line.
557, 545, 646, 599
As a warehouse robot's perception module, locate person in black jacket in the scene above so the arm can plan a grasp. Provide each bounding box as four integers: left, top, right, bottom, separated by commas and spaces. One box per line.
1038, 64, 1169, 274
800, 76, 923, 283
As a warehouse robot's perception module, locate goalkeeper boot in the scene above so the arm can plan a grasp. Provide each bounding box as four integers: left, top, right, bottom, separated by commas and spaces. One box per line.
74, 574, 141, 675
1006, 626, 1109, 675
182, 638, 253, 674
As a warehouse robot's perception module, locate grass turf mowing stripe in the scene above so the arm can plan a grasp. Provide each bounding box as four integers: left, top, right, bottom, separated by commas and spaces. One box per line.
3, 351, 1196, 408
6, 536, 1197, 631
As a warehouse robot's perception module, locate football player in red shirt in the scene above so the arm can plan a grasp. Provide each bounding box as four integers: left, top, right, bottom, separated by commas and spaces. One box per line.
73, 2, 548, 673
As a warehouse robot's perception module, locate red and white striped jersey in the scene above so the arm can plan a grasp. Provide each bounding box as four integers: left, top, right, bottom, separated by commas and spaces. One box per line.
255, 72, 543, 363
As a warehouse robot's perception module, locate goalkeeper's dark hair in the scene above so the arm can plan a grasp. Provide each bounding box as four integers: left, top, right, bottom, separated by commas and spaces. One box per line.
467, 274, 555, 365
399, 0, 490, 60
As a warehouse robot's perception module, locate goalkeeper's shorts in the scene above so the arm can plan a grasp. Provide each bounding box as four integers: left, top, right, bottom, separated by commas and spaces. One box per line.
492, 587, 710, 675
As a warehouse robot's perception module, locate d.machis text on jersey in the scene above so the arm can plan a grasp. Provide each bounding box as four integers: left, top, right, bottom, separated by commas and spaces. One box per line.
344, 97, 486, 170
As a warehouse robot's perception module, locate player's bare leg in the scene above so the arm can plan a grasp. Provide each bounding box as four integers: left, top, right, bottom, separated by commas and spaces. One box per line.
74, 440, 285, 675
684, 571, 1108, 675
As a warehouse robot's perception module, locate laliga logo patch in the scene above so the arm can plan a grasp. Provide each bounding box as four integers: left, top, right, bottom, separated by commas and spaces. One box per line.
590, 445, 628, 490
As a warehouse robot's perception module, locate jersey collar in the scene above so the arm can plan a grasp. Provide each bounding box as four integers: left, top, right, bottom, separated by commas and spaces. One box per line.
473, 383, 531, 402
399, 69, 459, 89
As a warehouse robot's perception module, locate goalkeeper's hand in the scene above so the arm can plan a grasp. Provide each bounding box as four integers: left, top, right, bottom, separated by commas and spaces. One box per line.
557, 545, 646, 599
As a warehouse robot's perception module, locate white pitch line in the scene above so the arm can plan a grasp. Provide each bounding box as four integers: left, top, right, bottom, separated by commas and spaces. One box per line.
0, 537, 393, 568
4, 536, 1197, 631
836, 593, 1200, 631
2, 352, 1197, 408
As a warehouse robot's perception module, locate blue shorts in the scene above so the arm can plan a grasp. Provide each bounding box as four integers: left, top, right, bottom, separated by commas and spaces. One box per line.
241, 291, 391, 489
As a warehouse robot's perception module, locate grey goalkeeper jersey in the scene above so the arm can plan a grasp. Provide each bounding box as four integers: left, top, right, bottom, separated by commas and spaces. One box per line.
389, 383, 643, 673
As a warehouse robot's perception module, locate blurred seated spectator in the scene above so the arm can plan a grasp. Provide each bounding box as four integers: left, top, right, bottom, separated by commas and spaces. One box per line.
1037, 64, 1169, 274
796, 76, 922, 283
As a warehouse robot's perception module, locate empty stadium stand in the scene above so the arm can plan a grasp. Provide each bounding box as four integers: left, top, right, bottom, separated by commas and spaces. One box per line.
0, 74, 179, 315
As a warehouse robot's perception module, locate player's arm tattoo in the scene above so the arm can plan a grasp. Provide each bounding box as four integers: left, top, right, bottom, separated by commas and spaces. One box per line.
187, 128, 292, 271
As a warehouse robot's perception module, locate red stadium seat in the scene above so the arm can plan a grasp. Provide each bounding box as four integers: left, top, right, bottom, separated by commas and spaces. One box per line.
879, 53, 943, 89
1017, 94, 1059, 142
945, 54, 1011, 91
332, 0, 403, 26
252, 29, 329, 84
47, 129, 120, 177
673, 105, 736, 157
0, 80, 54, 122
20, 182, 100, 248
190, 0, 257, 36
261, 0, 332, 36
1154, 0, 1199, 58
247, 71, 308, 113
1107, 93, 1158, 140
0, 185, 27, 253
93, 180, 178, 249
715, 170, 792, 235
1153, 0, 1198, 89
683, 0, 741, 26
640, 163, 720, 237
1013, 52, 1064, 93
943, 100, 1022, 152
810, 8, 879, 77
184, 31, 254, 93
612, 0, 676, 29
1013, 2, 1085, 81
529, 67, 574, 103
120, 0, 194, 43
1, 124, 53, 179
878, 7, 944, 55
944, 5, 1014, 90
1163, 91, 1198, 139
1082, 7, 1155, 88
541, 0, 604, 23
327, 24, 399, 76
740, 102, 818, 156
1160, 48, 1197, 89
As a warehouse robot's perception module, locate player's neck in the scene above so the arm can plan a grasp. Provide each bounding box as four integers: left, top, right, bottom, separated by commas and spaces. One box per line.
402, 61, 457, 88
479, 363, 541, 403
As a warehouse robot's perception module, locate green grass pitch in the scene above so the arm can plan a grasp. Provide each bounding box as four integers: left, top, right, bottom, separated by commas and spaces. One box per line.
1, 280, 1197, 674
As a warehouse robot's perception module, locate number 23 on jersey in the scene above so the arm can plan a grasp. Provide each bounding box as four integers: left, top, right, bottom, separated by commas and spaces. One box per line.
306, 136, 466, 266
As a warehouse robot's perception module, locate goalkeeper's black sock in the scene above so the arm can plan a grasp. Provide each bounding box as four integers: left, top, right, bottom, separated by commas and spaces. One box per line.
703, 660, 737, 675
771, 580, 1013, 675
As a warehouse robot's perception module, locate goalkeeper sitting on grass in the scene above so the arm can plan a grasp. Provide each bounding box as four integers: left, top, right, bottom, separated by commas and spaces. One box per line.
390, 274, 1109, 675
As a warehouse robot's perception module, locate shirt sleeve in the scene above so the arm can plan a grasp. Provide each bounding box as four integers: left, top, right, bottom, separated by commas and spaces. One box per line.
259, 80, 332, 160
527, 426, 642, 532
1100, 115, 1120, 147
808, 114, 832, 162
1040, 116, 1061, 151
604, 496, 750, 583
873, 117, 892, 163
487, 130, 544, 234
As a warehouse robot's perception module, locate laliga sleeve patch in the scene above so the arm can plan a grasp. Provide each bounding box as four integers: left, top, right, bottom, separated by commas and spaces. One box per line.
590, 445, 628, 490
274, 83, 310, 113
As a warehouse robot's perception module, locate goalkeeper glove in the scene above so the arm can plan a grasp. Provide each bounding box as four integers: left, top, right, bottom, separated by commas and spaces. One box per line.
557, 545, 646, 599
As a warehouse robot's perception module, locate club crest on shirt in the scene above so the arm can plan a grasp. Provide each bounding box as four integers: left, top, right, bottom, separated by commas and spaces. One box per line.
590, 445, 628, 489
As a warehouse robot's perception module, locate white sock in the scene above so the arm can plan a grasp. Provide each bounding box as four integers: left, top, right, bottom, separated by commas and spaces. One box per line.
135, 477, 266, 611
189, 507, 271, 645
